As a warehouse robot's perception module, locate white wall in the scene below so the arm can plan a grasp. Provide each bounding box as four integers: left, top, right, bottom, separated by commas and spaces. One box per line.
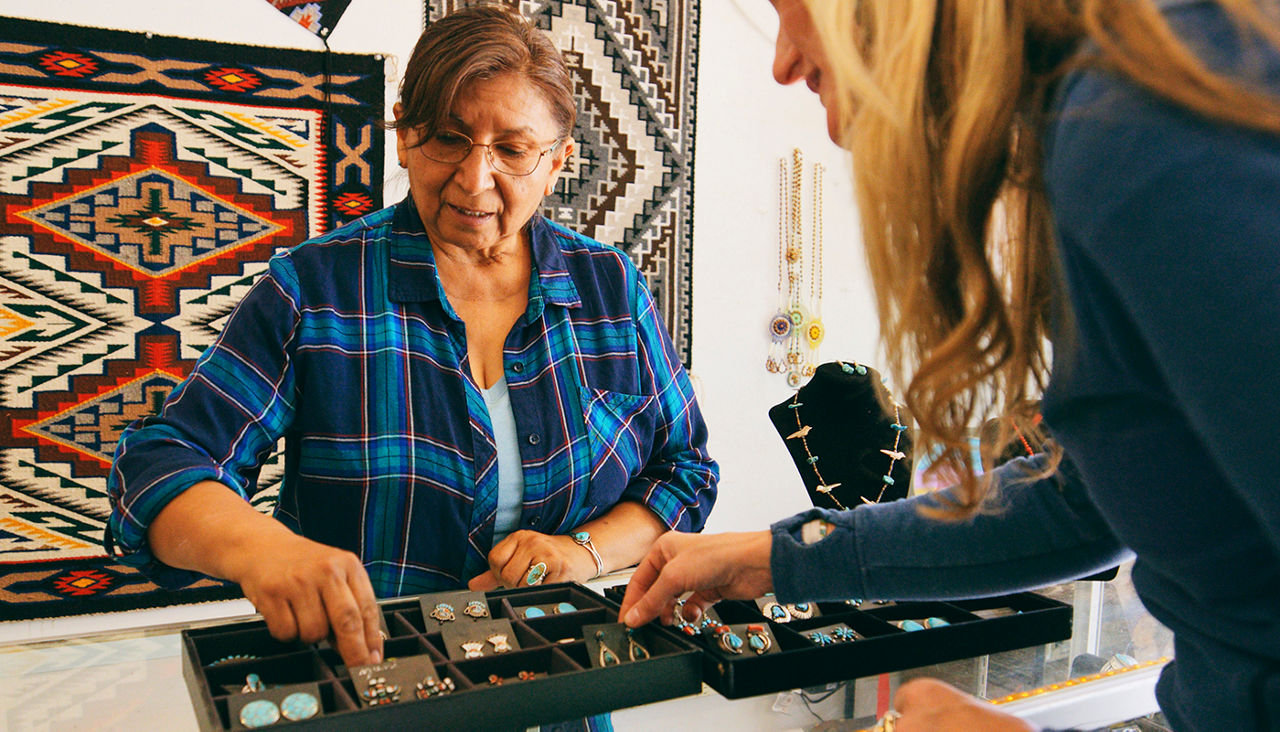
0, 0, 881, 638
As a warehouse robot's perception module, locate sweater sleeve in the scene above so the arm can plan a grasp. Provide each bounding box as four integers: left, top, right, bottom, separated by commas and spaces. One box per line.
1042, 17, 1280, 559
770, 454, 1130, 603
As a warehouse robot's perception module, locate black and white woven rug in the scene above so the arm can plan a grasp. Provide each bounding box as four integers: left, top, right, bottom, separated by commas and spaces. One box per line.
426, 0, 699, 365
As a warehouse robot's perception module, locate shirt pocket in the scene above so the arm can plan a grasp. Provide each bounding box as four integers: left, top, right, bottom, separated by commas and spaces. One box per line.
582, 389, 659, 509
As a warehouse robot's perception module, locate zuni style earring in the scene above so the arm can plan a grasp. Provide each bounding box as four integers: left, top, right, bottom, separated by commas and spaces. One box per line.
487, 634, 511, 653
461, 641, 485, 659
746, 624, 772, 654
715, 626, 745, 654
596, 630, 620, 666
626, 627, 650, 661
789, 602, 815, 619
763, 601, 792, 623
464, 600, 489, 619
430, 603, 455, 622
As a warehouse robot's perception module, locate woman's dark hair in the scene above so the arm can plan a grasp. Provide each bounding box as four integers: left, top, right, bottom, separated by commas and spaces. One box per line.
393, 4, 576, 139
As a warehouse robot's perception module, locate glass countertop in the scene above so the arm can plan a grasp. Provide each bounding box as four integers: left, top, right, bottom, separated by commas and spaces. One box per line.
0, 564, 1171, 732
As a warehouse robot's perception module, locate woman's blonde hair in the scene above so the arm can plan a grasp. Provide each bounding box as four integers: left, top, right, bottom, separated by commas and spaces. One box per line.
804, 0, 1280, 516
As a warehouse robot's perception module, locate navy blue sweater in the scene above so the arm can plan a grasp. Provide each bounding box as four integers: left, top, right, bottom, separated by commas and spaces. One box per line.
771, 3, 1280, 729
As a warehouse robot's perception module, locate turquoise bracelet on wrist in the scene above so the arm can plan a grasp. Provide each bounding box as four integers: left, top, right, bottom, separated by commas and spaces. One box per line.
571, 530, 604, 579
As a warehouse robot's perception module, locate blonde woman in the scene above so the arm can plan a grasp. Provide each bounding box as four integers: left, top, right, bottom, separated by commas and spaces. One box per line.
621, 1, 1280, 729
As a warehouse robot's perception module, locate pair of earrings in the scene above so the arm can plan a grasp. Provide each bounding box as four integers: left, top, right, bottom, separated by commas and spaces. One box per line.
595, 628, 650, 666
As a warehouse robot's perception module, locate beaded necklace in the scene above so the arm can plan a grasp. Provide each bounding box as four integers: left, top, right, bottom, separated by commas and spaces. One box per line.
785, 361, 909, 509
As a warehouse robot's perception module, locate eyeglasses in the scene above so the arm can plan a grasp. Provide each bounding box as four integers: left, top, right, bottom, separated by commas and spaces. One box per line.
418, 130, 563, 176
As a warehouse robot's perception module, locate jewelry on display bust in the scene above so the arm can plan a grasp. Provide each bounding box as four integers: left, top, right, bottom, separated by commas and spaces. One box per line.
525, 561, 548, 586
595, 630, 620, 666
463, 600, 489, 619
746, 624, 772, 654
627, 627, 650, 662
241, 673, 266, 694
787, 367, 908, 510
239, 699, 280, 728
280, 692, 319, 721
487, 634, 511, 653
429, 603, 456, 622
461, 641, 485, 659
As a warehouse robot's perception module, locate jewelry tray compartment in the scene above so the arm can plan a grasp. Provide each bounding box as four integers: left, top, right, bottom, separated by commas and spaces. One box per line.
603, 586, 1072, 699
180, 582, 702, 731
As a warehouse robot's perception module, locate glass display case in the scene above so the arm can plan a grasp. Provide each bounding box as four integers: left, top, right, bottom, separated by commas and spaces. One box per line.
0, 562, 1171, 731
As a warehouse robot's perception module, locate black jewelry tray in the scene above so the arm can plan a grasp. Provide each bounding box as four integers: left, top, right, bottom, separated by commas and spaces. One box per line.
603, 586, 1072, 699
180, 582, 701, 731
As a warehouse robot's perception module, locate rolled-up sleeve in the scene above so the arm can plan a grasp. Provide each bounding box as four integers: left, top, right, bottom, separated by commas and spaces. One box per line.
106, 257, 301, 587
621, 270, 718, 532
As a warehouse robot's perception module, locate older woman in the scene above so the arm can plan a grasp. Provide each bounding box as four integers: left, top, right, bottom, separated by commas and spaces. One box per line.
106, 5, 716, 669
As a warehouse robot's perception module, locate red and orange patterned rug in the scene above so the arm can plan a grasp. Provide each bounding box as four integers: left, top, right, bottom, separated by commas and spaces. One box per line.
0, 17, 383, 620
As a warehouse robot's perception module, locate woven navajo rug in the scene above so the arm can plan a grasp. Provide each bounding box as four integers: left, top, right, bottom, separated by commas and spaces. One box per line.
0, 17, 383, 620
426, 0, 699, 365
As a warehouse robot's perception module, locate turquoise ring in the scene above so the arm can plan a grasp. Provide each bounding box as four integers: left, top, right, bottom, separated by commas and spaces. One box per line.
525, 561, 548, 586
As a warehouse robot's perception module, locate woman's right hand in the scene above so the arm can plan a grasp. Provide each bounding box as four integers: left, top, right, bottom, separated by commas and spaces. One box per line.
619, 530, 774, 627
224, 529, 384, 669
147, 481, 384, 669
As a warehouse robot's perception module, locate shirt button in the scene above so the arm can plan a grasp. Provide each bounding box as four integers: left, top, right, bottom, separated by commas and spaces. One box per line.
527, 433, 540, 445
511, 362, 524, 373
528, 516, 541, 527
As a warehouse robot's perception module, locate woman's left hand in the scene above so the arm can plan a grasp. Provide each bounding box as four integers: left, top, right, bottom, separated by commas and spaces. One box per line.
468, 530, 596, 590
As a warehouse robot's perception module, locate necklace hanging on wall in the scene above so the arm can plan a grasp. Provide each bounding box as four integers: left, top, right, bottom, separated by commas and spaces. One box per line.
767, 158, 791, 375
803, 162, 825, 378
784, 148, 806, 388
766, 149, 826, 389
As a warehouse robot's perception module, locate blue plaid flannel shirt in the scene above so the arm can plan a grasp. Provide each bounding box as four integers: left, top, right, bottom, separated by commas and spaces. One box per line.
106, 197, 718, 596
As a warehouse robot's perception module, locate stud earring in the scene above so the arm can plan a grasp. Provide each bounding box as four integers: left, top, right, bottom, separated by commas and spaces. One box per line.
280, 692, 319, 721
487, 634, 511, 653
238, 699, 280, 728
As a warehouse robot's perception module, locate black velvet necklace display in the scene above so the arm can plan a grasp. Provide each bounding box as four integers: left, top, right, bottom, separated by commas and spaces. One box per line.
768, 361, 913, 509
